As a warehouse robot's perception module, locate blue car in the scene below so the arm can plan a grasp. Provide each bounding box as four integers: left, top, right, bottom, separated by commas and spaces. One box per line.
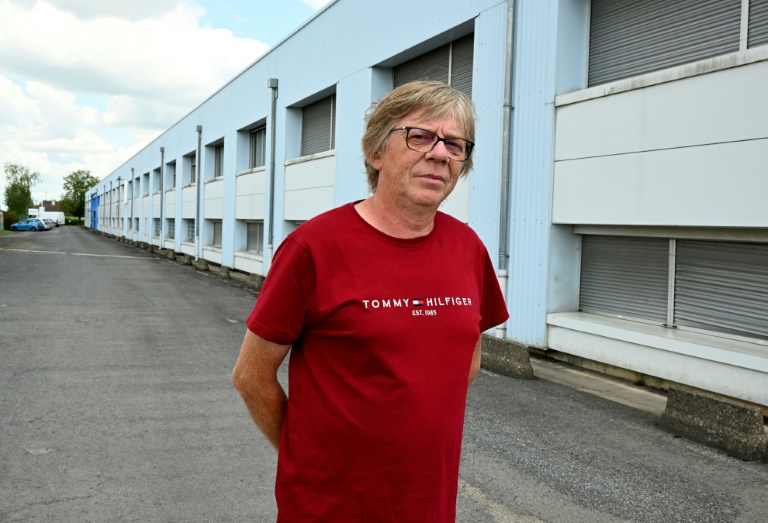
10, 219, 47, 231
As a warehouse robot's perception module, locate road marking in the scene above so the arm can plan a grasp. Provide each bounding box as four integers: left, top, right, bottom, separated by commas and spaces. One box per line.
1, 248, 148, 259
459, 479, 546, 523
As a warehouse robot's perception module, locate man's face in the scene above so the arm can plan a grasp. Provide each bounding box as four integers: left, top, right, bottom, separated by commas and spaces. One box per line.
369, 109, 466, 212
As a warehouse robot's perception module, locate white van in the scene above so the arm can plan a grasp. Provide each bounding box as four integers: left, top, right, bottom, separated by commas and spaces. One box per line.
39, 211, 66, 227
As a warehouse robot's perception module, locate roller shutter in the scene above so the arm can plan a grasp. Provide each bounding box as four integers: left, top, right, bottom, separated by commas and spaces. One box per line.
675, 241, 768, 340
450, 34, 474, 97
301, 94, 335, 156
579, 236, 669, 323
394, 45, 450, 87
749, 0, 768, 48
393, 34, 473, 97
588, 0, 741, 86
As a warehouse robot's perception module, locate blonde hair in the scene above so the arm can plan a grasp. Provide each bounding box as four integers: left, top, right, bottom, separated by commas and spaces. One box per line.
362, 81, 475, 192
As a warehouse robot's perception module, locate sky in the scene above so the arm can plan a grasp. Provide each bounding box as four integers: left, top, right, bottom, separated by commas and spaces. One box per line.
0, 0, 333, 208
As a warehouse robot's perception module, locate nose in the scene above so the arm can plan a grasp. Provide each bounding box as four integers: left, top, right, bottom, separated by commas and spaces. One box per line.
425, 139, 450, 162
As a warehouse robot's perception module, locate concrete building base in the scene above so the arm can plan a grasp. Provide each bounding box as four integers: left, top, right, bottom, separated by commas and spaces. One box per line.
247, 273, 265, 292
481, 335, 535, 380
194, 259, 209, 271
659, 386, 768, 462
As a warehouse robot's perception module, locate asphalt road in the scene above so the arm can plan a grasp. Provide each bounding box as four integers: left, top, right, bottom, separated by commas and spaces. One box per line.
1, 227, 766, 522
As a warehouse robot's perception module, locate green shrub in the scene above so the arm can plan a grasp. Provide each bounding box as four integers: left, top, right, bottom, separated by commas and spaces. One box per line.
3, 210, 19, 230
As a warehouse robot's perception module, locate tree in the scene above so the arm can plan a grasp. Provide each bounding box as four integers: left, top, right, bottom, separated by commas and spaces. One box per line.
60, 169, 100, 222
3, 163, 41, 216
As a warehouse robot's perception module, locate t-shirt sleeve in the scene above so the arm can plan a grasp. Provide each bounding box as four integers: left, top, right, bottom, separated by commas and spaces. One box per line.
478, 246, 510, 333
245, 237, 315, 345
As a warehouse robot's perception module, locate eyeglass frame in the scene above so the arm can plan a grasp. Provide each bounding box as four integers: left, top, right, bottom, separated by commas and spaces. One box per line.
388, 126, 475, 162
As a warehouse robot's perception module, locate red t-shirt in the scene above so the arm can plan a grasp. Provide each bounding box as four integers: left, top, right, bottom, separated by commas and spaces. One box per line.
246, 202, 509, 522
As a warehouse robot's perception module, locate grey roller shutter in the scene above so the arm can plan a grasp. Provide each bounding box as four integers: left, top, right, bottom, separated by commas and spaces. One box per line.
301, 94, 335, 156
394, 44, 450, 87
589, 0, 741, 86
580, 236, 669, 323
749, 0, 768, 48
675, 241, 768, 340
451, 34, 474, 97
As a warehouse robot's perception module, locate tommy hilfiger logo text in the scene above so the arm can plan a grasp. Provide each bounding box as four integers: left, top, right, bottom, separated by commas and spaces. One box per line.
361, 296, 473, 309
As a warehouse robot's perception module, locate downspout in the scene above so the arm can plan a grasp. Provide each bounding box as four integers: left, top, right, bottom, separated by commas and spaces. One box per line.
267, 78, 279, 264
130, 167, 134, 239
497, 0, 516, 339
195, 125, 202, 262
160, 147, 165, 245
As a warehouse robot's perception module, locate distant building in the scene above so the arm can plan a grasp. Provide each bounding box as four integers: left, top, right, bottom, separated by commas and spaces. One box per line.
42, 200, 62, 212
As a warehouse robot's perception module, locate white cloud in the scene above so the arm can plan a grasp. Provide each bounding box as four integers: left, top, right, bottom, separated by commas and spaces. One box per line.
302, 0, 333, 9
0, 0, 270, 208
8, 0, 186, 20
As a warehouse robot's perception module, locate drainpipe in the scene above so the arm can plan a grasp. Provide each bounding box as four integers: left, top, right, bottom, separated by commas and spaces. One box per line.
130, 168, 134, 239
267, 78, 279, 265
116, 176, 122, 237
195, 125, 202, 262
160, 147, 165, 245
497, 0, 516, 339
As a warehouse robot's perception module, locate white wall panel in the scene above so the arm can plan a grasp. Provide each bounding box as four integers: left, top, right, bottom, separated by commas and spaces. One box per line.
152, 193, 161, 216
235, 170, 266, 220
284, 154, 335, 191
204, 179, 224, 219
553, 139, 768, 226
181, 186, 196, 218
284, 154, 336, 221
556, 60, 768, 161
234, 254, 264, 276
165, 190, 176, 218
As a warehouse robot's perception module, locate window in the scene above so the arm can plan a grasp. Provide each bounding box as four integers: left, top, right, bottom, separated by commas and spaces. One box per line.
134, 218, 139, 231
249, 127, 267, 169
212, 221, 222, 247
214, 143, 224, 178
167, 218, 175, 239
246, 221, 264, 254
152, 167, 161, 192
189, 153, 197, 184
580, 236, 768, 341
142, 173, 150, 196
154, 218, 160, 237
185, 219, 195, 242
394, 34, 474, 97
588, 0, 741, 86
302, 94, 336, 156
166, 161, 177, 190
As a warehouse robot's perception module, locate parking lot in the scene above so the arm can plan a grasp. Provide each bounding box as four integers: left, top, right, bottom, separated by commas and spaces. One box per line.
1, 226, 767, 522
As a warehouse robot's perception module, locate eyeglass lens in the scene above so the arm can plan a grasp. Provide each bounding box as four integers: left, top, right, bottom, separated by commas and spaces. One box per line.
406, 128, 471, 160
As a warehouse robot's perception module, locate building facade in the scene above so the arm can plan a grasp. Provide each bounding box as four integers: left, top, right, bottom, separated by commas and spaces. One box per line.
88, 0, 768, 407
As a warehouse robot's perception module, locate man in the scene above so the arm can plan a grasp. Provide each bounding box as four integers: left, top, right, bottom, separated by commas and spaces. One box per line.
232, 81, 509, 522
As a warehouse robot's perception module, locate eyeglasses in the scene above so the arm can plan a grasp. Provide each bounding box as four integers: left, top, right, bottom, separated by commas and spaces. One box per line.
389, 127, 474, 162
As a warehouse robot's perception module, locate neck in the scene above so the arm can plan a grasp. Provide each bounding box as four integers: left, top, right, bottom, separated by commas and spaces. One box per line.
355, 195, 437, 239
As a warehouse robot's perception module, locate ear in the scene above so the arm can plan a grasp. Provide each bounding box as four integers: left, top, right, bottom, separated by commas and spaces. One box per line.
368, 150, 383, 171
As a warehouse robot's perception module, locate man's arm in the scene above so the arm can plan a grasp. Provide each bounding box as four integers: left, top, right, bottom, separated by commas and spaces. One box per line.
468, 336, 483, 384
232, 329, 291, 451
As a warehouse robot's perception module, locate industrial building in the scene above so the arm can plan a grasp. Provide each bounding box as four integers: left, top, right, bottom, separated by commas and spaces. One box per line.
87, 0, 768, 408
